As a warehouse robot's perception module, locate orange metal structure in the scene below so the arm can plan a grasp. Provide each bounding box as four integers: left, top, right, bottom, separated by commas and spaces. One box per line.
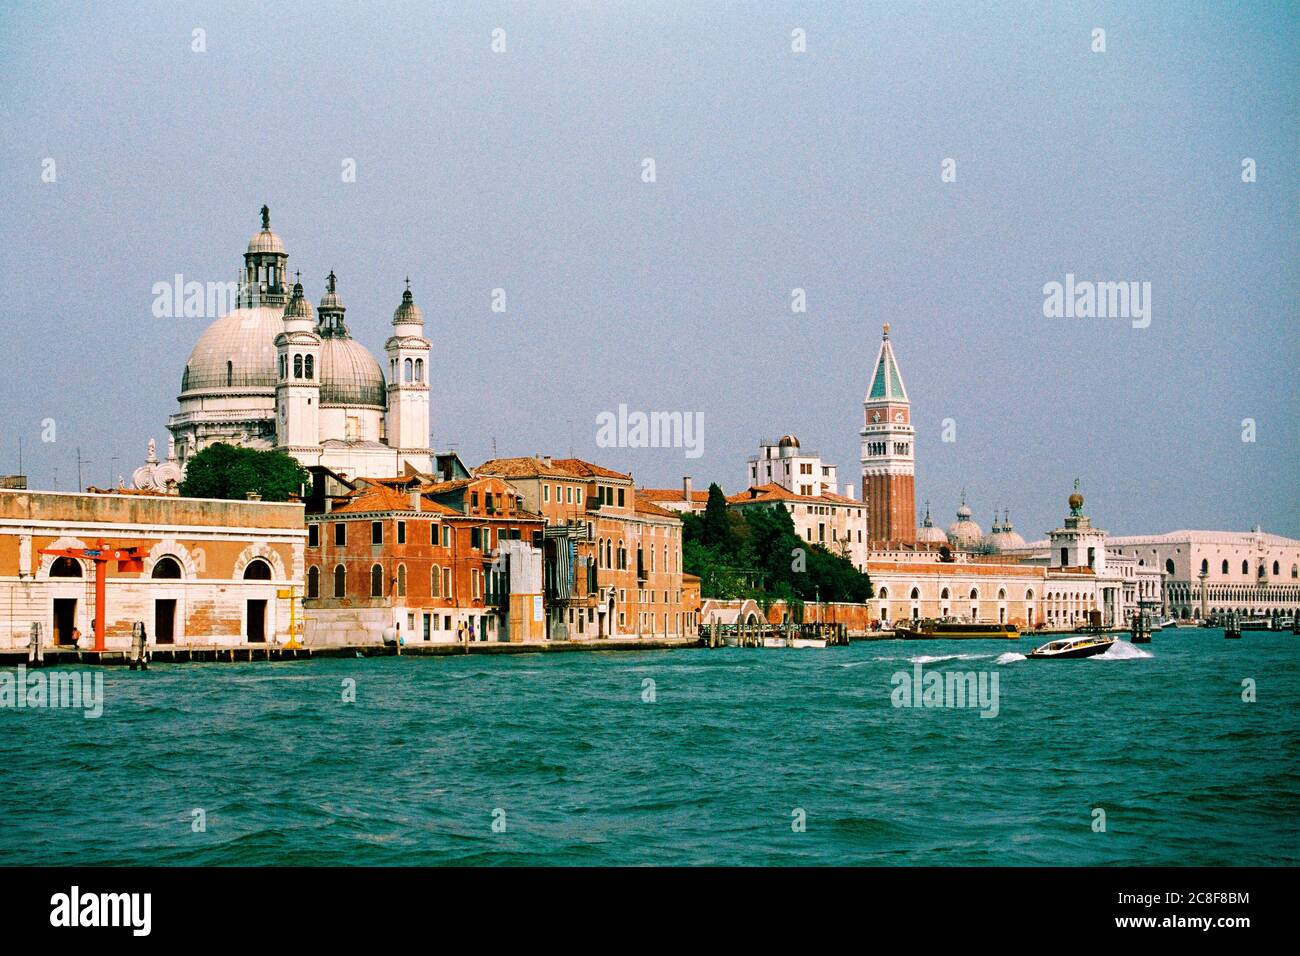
38, 539, 143, 651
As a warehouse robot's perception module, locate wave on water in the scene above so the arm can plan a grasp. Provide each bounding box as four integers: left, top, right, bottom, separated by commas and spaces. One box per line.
995, 652, 1026, 664
1093, 641, 1152, 660
909, 653, 992, 664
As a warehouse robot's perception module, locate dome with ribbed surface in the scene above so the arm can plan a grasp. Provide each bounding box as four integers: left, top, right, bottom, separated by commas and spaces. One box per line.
180, 306, 284, 393
392, 287, 423, 326
247, 228, 285, 255
283, 283, 313, 322
916, 502, 949, 545
319, 337, 386, 407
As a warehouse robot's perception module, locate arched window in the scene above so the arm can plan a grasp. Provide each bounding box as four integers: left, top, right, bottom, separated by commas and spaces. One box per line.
1025, 588, 1034, 600
1292, 564, 1298, 579
333, 564, 346, 598
404, 357, 413, 382
878, 587, 888, 600
969, 588, 979, 600
431, 566, 441, 597
909, 587, 920, 600
397, 564, 407, 597
1242, 560, 1249, 575
1201, 559, 1209, 573
1222, 560, 1229, 574
294, 354, 303, 379
1272, 561, 1280, 576
307, 566, 320, 598
304, 354, 314, 380
1166, 559, 1175, 575
997, 588, 1006, 600
243, 559, 272, 580
279, 355, 286, 379
226, 360, 234, 387
370, 563, 384, 597
50, 556, 82, 577
151, 556, 183, 579
940, 587, 950, 600
414, 358, 424, 382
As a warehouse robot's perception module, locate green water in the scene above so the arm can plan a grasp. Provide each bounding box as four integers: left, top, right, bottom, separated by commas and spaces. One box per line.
1, 630, 1296, 865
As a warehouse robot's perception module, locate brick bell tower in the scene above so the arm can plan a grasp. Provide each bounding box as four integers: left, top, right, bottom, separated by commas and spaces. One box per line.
860, 323, 916, 544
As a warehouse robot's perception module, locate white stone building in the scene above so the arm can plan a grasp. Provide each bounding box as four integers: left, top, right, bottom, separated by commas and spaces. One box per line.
1106, 527, 1300, 621
147, 206, 433, 486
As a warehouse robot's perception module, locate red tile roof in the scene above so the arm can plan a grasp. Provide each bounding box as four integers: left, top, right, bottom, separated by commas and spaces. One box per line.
476, 456, 631, 481
726, 483, 862, 507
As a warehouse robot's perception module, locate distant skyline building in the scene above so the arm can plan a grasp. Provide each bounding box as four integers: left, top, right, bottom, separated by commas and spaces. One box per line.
860, 323, 916, 545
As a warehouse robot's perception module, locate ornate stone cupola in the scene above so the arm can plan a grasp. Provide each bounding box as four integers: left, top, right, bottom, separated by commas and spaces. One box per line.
242, 205, 289, 308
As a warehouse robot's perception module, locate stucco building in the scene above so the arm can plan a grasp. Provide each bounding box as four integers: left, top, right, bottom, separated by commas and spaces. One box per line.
0, 489, 305, 650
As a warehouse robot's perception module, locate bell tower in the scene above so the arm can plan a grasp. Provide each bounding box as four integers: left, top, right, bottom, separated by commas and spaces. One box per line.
384, 280, 433, 472
860, 323, 916, 544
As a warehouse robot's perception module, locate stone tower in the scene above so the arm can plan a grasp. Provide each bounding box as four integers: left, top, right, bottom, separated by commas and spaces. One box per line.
860, 323, 916, 544
384, 281, 433, 472
275, 277, 321, 451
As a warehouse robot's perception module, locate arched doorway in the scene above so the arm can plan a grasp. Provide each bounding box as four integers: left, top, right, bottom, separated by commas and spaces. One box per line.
49, 556, 82, 645
151, 556, 183, 644
243, 559, 273, 642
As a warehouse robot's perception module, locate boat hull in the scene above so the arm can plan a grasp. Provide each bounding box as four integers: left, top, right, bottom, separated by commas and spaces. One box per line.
1028, 639, 1116, 659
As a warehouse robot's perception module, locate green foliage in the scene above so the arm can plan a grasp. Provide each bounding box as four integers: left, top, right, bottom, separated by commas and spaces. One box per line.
681, 492, 873, 604
179, 443, 309, 502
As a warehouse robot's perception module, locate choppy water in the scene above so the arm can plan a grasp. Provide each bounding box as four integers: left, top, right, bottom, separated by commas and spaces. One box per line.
2, 630, 1296, 865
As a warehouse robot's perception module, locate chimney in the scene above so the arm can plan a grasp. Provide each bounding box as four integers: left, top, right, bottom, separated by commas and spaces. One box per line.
411, 489, 421, 512
682, 475, 693, 502
245, 490, 262, 501
541, 455, 552, 467
845, 482, 854, 500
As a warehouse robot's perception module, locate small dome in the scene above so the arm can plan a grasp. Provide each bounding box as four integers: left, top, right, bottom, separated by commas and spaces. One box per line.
956, 502, 972, 519
181, 305, 284, 393
1069, 491, 1084, 511
319, 337, 385, 407
319, 271, 346, 313
392, 286, 423, 326
247, 229, 285, 255
778, 434, 800, 449
917, 524, 949, 545
283, 283, 313, 322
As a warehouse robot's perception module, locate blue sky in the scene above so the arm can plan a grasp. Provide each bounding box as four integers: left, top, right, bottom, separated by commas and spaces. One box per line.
1, 1, 1296, 538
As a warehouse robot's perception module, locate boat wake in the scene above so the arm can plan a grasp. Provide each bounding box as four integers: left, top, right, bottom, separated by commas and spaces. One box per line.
1091, 641, 1152, 660
995, 652, 1026, 664
909, 653, 992, 665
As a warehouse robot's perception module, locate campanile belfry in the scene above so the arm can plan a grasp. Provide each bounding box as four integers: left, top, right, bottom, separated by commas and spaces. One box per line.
860, 323, 916, 544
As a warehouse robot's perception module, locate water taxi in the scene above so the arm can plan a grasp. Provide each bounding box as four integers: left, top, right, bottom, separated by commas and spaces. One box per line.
895, 621, 1019, 640
1027, 635, 1115, 659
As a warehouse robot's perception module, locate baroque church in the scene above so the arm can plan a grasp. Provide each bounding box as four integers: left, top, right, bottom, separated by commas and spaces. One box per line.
135, 207, 432, 490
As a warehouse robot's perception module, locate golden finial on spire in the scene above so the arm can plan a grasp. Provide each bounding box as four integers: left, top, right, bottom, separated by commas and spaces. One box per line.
882, 322, 890, 339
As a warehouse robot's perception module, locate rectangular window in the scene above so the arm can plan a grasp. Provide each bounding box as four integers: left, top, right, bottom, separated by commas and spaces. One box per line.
471, 492, 478, 509
576, 488, 583, 504
471, 527, 481, 549
442, 567, 451, 597
371, 521, 383, 545
617, 488, 625, 507
543, 485, 550, 503
308, 524, 319, 548
566, 486, 573, 504
442, 525, 451, 548
397, 521, 406, 544
334, 523, 346, 546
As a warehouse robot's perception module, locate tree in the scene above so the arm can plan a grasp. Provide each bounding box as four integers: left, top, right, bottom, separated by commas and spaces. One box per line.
700, 482, 735, 555
179, 443, 308, 502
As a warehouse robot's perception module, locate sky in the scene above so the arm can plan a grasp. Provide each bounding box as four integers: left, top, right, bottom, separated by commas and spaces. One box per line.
1, 1, 1296, 540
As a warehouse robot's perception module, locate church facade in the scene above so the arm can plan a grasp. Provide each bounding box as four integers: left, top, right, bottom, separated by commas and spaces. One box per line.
143, 207, 432, 488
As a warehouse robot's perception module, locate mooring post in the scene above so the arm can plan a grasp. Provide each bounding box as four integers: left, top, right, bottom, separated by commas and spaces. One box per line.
28, 622, 42, 666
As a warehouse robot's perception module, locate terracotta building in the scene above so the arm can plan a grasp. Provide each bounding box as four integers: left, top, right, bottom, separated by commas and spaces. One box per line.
474, 457, 694, 639
304, 474, 545, 644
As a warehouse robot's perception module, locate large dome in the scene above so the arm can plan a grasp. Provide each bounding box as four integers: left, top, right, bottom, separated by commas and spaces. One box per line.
319, 337, 386, 407
180, 306, 284, 393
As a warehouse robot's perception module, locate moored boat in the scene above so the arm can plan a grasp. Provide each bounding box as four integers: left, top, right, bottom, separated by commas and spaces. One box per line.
789, 637, 828, 649
894, 620, 1020, 640
1027, 635, 1116, 659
